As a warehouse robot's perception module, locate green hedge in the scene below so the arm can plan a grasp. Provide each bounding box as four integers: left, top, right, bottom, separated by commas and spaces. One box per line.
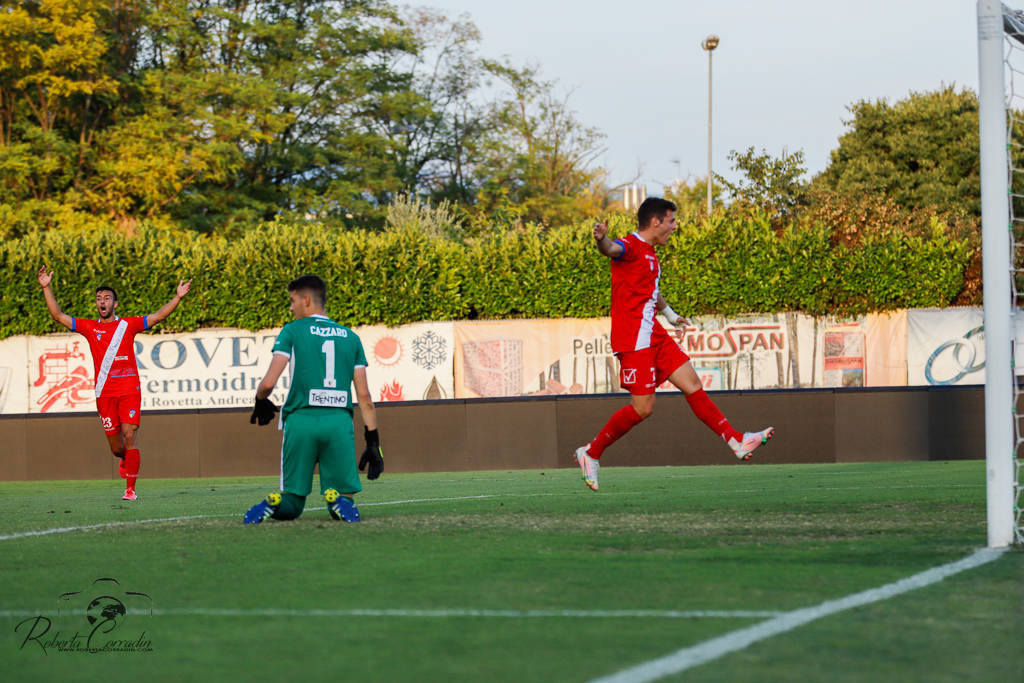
0, 215, 969, 338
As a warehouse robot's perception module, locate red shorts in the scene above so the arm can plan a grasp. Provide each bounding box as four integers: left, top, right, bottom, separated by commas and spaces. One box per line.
96, 394, 142, 435
616, 332, 690, 395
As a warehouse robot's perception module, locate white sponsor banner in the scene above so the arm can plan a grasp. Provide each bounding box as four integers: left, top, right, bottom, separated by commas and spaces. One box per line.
906, 308, 993, 386
907, 308, 982, 386
2, 321, 454, 415
24, 329, 286, 414
0, 335, 30, 414
905, 307, 1024, 386
360, 322, 455, 402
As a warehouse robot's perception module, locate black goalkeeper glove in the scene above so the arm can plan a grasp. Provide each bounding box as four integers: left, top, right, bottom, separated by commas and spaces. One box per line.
358, 426, 384, 480
249, 397, 279, 426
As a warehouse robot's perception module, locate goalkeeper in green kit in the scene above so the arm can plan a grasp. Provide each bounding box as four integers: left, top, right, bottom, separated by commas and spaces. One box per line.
243, 274, 383, 524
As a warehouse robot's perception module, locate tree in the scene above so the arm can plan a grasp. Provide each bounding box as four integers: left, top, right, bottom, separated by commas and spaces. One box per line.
719, 146, 808, 228
811, 86, 980, 217
138, 0, 419, 230
0, 2, 614, 235
468, 60, 609, 227
0, 0, 119, 234
376, 7, 488, 204
662, 176, 724, 222
0, 0, 422, 234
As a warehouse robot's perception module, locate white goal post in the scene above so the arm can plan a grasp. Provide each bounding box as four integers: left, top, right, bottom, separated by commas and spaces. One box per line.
977, 0, 1022, 547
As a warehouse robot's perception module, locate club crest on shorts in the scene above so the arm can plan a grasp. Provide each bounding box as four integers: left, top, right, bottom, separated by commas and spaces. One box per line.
129, 409, 136, 418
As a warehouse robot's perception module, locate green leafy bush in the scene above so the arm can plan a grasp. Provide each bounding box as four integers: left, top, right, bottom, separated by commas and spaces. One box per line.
0, 215, 970, 338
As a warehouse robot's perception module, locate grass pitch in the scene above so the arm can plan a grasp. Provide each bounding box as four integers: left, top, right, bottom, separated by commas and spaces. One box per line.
0, 461, 1021, 682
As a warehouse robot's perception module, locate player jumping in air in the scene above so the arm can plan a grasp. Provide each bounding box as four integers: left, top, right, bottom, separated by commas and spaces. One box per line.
37, 266, 191, 500
244, 274, 383, 524
573, 197, 773, 491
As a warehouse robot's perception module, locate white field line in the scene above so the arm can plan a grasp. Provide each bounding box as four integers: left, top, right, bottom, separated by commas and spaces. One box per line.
0, 607, 784, 620
0, 494, 505, 541
0, 483, 985, 542
590, 547, 1009, 683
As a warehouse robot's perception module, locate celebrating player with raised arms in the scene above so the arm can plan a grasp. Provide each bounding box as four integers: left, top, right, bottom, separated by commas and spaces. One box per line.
244, 274, 383, 525
37, 266, 191, 500
572, 197, 774, 491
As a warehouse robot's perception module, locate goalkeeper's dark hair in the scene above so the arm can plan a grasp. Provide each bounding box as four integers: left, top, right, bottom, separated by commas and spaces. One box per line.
637, 197, 677, 229
288, 274, 327, 307
96, 285, 118, 301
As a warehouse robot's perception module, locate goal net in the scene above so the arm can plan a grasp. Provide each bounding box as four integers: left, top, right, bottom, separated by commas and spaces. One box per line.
978, 0, 1023, 546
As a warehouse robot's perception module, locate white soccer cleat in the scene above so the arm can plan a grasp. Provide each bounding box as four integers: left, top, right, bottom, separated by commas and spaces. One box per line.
728, 427, 774, 461
573, 446, 600, 491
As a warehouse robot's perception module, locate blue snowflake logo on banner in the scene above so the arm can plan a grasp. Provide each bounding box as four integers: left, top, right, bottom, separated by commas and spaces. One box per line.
412, 330, 448, 370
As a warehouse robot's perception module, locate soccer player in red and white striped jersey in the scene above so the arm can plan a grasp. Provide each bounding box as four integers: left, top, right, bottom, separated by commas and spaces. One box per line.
38, 266, 191, 501
573, 197, 773, 491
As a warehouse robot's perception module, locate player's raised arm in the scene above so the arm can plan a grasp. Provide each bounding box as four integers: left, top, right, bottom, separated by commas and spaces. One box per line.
593, 220, 623, 259
37, 266, 73, 330
147, 279, 192, 326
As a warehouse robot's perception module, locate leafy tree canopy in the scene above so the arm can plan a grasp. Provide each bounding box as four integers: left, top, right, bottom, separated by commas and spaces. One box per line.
0, 0, 610, 236
811, 85, 980, 217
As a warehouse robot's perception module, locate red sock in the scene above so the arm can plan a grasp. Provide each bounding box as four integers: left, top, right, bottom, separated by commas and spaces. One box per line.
124, 449, 140, 488
117, 456, 127, 479
685, 389, 741, 442
587, 405, 644, 459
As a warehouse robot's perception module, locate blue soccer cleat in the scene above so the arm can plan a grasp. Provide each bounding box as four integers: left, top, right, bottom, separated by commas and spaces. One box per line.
324, 488, 360, 523
243, 492, 282, 524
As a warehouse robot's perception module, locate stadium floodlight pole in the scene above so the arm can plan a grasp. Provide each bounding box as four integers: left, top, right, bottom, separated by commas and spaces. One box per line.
977, 0, 1015, 548
702, 34, 719, 217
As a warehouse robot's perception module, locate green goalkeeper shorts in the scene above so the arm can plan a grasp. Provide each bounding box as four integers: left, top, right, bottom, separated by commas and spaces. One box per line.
280, 408, 362, 497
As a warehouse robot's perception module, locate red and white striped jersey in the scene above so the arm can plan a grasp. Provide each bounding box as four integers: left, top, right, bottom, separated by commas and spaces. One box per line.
72, 316, 149, 397
608, 232, 666, 353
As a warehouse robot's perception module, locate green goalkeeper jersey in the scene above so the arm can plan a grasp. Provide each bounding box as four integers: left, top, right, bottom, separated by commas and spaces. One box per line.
271, 314, 367, 419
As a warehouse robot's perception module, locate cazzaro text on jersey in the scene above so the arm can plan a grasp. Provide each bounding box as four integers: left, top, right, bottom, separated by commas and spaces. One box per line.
309, 326, 348, 337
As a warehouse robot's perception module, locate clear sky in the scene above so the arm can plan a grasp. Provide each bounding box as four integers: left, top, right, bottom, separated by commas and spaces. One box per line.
415, 0, 978, 192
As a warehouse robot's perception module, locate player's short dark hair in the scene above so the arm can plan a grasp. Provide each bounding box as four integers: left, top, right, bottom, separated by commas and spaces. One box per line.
96, 285, 118, 301
637, 197, 677, 229
288, 274, 327, 307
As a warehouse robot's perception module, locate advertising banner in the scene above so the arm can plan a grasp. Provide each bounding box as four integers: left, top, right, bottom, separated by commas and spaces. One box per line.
26, 328, 286, 414
677, 312, 905, 390
893, 307, 1024, 387
4, 307, 997, 414
864, 311, 908, 387
453, 319, 619, 398
907, 308, 986, 386
680, 313, 799, 390
358, 322, 455, 402
451, 312, 860, 396
0, 335, 29, 414
5, 321, 454, 415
